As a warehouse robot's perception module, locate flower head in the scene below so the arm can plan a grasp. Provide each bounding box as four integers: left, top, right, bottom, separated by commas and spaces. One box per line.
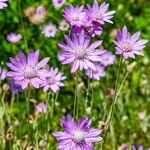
10, 79, 22, 93
36, 102, 47, 114
59, 20, 70, 31
85, 64, 105, 80
7, 33, 22, 43
114, 26, 148, 59
101, 51, 115, 67
63, 5, 86, 27
0, 0, 8, 9
0, 66, 7, 80
52, 0, 65, 8
53, 114, 103, 150
58, 30, 107, 73
40, 67, 66, 93
86, 0, 115, 25
36, 5, 46, 15
42, 23, 57, 38
7, 50, 50, 89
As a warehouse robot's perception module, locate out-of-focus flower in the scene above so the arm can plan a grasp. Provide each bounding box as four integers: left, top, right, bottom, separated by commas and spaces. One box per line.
85, 0, 115, 25
40, 67, 66, 92
10, 79, 22, 93
53, 114, 103, 150
0, 0, 8, 9
42, 23, 57, 38
59, 20, 70, 31
127, 62, 136, 73
132, 145, 144, 150
36, 5, 46, 15
118, 143, 129, 150
7, 33, 22, 43
52, 0, 66, 8
24, 5, 46, 25
138, 112, 146, 120
85, 64, 105, 80
7, 50, 50, 89
35, 102, 47, 114
2, 83, 10, 92
114, 26, 148, 59
101, 51, 116, 67
0, 66, 7, 80
63, 5, 86, 27
58, 30, 107, 73
24, 6, 36, 17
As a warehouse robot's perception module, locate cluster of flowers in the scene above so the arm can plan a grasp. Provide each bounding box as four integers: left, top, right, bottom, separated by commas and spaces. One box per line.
120, 144, 150, 150
0, 50, 66, 93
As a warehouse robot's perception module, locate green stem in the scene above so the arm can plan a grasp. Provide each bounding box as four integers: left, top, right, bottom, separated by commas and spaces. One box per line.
73, 72, 78, 119
85, 78, 90, 114
90, 79, 94, 116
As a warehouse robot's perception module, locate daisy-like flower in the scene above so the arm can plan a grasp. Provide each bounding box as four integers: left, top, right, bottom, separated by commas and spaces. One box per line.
52, 114, 103, 150
59, 20, 70, 31
58, 30, 107, 73
0, 0, 8, 9
114, 26, 148, 59
42, 23, 57, 38
101, 51, 115, 67
63, 5, 86, 27
10, 79, 22, 93
40, 67, 66, 93
36, 102, 47, 114
86, 0, 115, 25
52, 0, 65, 8
7, 33, 22, 43
7, 50, 50, 89
85, 63, 105, 80
0, 66, 7, 80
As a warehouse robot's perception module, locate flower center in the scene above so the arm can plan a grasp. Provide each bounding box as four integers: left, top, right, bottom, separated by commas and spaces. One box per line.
57, 0, 63, 3
24, 65, 36, 78
47, 76, 56, 84
95, 11, 103, 20
121, 41, 132, 51
72, 13, 79, 21
74, 131, 85, 143
75, 46, 85, 58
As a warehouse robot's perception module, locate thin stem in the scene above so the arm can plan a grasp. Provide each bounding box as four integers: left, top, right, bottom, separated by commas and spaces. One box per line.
90, 79, 94, 116
101, 56, 123, 149
17, 0, 28, 52
73, 72, 78, 119
85, 78, 90, 113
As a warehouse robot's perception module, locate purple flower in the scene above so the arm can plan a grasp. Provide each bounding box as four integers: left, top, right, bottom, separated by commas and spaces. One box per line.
52, 0, 65, 8
85, 64, 105, 80
59, 20, 70, 31
7, 50, 50, 89
0, 66, 7, 80
36, 5, 46, 15
36, 102, 47, 114
132, 145, 144, 150
0, 0, 8, 9
42, 23, 57, 38
40, 67, 66, 93
7, 33, 22, 43
114, 26, 148, 59
86, 0, 115, 25
53, 114, 103, 150
58, 31, 107, 73
63, 5, 86, 27
100, 51, 115, 67
10, 79, 22, 93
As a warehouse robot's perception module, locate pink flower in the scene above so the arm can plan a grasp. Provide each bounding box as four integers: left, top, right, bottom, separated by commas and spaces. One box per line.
36, 102, 47, 114
114, 26, 148, 59
7, 33, 22, 43
0, 0, 8, 9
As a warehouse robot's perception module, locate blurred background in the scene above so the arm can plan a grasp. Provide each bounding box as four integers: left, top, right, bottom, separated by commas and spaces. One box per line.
0, 0, 150, 149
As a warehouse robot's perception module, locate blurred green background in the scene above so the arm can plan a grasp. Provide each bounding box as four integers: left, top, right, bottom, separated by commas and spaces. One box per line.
0, 0, 150, 149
